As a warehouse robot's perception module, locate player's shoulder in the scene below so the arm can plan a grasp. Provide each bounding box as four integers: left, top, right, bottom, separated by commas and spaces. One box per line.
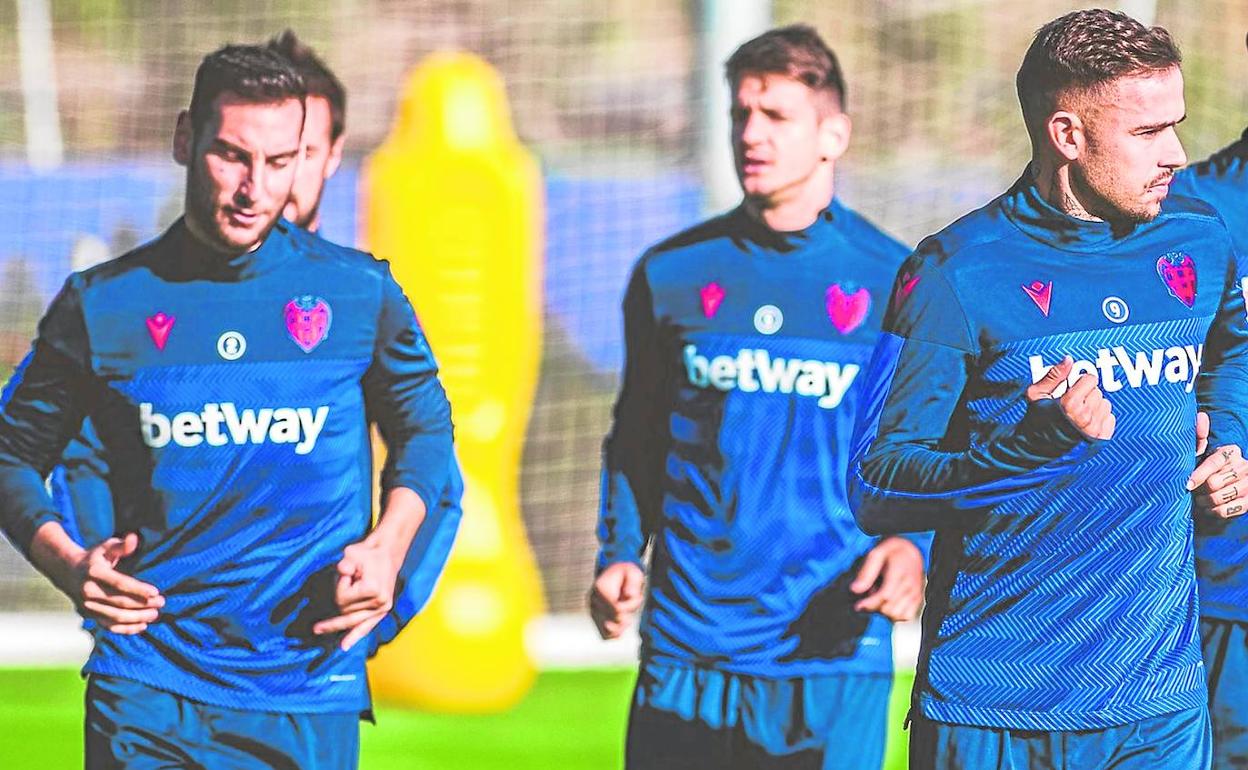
1160, 191, 1226, 224
906, 193, 1014, 278
827, 198, 910, 264
72, 227, 173, 295
1175, 130, 1248, 195
632, 208, 744, 283
1155, 192, 1236, 256
643, 209, 742, 262
284, 222, 388, 277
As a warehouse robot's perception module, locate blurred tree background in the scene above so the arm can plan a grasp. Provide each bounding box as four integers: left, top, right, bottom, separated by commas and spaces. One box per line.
0, 0, 1245, 612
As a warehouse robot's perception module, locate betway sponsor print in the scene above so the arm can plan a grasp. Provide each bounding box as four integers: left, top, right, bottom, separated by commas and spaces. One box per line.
682, 344, 860, 409
1027, 343, 1203, 395
141, 402, 330, 455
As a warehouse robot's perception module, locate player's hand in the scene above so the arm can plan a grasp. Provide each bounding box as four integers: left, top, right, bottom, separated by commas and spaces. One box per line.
312, 540, 401, 651
1196, 411, 1210, 456
851, 537, 925, 622
1025, 356, 1115, 440
1189, 444, 1248, 519
71, 533, 164, 634
589, 562, 645, 640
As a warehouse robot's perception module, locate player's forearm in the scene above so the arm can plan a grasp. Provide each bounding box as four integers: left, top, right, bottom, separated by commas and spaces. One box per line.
0, 457, 64, 560
27, 521, 86, 597
597, 429, 657, 570
1196, 262, 1248, 452
370, 345, 454, 509
366, 486, 428, 564
851, 400, 1096, 534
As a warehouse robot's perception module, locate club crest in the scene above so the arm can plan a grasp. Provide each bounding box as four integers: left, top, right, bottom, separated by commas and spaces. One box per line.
284, 295, 332, 353
1156, 252, 1196, 308
826, 284, 871, 334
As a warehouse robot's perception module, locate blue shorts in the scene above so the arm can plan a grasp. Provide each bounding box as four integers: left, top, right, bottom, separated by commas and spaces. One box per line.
625, 660, 892, 770
1202, 618, 1248, 770
909, 705, 1211, 770
85, 675, 359, 769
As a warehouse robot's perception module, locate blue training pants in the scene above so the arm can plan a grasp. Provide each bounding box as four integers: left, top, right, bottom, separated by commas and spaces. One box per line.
85, 674, 360, 770
909, 705, 1211, 770
625, 660, 892, 770
1202, 618, 1248, 770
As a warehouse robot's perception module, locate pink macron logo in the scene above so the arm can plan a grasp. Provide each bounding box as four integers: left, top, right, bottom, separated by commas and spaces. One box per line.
891, 272, 920, 311
1021, 280, 1052, 317
146, 312, 175, 351
700, 282, 725, 318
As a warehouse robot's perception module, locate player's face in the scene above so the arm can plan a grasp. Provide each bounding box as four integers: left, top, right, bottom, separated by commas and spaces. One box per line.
1072, 66, 1186, 224
174, 93, 304, 253
283, 95, 344, 232
731, 73, 843, 208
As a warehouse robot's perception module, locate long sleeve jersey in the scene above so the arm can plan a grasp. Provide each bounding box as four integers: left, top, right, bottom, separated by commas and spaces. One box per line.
1172, 134, 1248, 623
0, 219, 454, 714
599, 199, 919, 678
849, 173, 1248, 731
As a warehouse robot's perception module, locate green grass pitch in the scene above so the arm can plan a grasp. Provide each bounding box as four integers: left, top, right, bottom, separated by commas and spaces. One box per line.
0, 667, 914, 768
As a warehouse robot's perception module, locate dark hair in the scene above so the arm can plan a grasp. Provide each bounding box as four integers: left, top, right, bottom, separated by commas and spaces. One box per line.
1017, 9, 1181, 129
188, 44, 306, 135
267, 29, 346, 140
725, 24, 847, 111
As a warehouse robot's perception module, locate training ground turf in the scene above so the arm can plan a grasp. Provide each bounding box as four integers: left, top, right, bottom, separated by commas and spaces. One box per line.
0, 668, 914, 768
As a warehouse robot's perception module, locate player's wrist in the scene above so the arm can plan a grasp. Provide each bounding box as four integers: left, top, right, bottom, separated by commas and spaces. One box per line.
1018, 398, 1095, 455
355, 529, 404, 570
28, 521, 87, 594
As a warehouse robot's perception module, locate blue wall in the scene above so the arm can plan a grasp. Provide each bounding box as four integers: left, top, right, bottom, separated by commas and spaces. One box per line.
0, 161, 703, 376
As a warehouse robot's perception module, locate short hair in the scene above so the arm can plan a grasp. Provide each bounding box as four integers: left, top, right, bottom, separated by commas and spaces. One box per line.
267, 29, 346, 140
1017, 9, 1181, 130
188, 44, 306, 135
725, 24, 847, 111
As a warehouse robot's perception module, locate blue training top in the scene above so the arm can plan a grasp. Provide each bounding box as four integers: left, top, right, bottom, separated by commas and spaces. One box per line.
1173, 133, 1248, 624
849, 172, 1248, 731
598, 198, 923, 679
47, 224, 464, 655
0, 219, 455, 714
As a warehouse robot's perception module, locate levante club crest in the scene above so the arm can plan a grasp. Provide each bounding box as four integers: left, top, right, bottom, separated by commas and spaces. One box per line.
1156, 252, 1196, 308
826, 283, 871, 335
285, 295, 332, 353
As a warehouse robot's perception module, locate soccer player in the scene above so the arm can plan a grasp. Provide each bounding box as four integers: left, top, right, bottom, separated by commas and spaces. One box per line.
848, 10, 1248, 769
0, 44, 454, 769
592, 25, 927, 770
266, 29, 345, 232
45, 30, 460, 661
263, 28, 463, 653
1172, 46, 1248, 769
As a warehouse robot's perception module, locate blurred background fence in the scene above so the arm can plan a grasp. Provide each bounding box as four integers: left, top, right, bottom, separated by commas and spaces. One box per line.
1, 0, 1246, 617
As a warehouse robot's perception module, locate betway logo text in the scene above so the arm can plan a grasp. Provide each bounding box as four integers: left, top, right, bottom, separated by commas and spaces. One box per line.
683, 345, 859, 409
1028, 344, 1203, 394
140, 402, 330, 455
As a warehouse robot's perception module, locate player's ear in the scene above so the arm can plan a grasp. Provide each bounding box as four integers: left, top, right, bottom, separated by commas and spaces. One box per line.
325, 133, 346, 180
818, 111, 851, 165
173, 110, 192, 167
1045, 110, 1083, 163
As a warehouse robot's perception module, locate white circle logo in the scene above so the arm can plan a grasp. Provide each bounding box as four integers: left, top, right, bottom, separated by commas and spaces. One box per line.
217, 331, 247, 361
1101, 296, 1130, 324
754, 304, 784, 335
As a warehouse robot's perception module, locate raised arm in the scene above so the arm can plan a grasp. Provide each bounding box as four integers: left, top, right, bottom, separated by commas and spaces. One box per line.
848, 254, 1103, 535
